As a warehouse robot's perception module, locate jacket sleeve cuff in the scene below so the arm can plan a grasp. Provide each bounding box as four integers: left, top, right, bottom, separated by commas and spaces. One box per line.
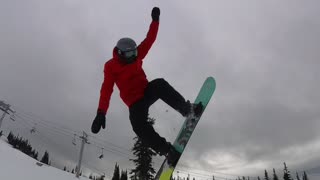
97, 109, 107, 115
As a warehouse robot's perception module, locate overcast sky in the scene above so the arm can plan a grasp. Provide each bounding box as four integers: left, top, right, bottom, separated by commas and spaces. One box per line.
1, 0, 320, 179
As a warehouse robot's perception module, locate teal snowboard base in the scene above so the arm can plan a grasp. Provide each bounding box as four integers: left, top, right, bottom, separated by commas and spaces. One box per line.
154, 77, 216, 180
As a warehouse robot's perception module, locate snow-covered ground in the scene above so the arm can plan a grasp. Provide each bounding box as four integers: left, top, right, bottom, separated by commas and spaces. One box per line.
1, 135, 320, 180
0, 137, 89, 180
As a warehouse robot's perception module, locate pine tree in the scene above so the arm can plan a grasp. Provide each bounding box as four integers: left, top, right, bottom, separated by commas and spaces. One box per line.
302, 171, 308, 180
283, 162, 293, 180
7, 132, 13, 143
120, 170, 128, 180
264, 170, 270, 180
99, 174, 105, 180
129, 117, 157, 180
63, 166, 67, 171
131, 173, 137, 180
296, 172, 301, 180
112, 163, 120, 180
40, 151, 49, 165
0, 130, 3, 137
10, 134, 18, 147
257, 176, 261, 180
34, 152, 39, 160
31, 149, 35, 158
272, 168, 279, 180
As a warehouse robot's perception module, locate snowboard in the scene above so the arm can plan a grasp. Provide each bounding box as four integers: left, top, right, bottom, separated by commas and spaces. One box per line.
154, 77, 216, 180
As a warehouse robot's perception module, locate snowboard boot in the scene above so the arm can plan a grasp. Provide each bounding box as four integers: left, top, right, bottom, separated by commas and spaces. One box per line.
166, 144, 181, 167
158, 142, 171, 156
182, 101, 204, 118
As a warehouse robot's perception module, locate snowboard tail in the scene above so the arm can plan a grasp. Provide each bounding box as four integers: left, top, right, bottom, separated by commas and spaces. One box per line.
155, 77, 216, 180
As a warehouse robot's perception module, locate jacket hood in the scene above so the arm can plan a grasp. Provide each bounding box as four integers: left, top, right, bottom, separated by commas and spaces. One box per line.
113, 47, 119, 59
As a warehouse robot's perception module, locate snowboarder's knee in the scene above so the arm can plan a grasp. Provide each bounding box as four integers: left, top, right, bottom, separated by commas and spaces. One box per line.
151, 78, 168, 87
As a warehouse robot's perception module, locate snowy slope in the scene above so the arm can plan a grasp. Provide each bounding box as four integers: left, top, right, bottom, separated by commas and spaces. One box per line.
0, 137, 88, 180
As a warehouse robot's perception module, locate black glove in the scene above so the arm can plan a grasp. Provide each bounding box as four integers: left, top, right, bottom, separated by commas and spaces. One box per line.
152, 7, 160, 21
91, 111, 106, 134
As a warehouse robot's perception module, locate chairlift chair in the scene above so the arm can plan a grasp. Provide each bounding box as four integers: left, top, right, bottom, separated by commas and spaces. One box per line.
30, 123, 37, 134
72, 134, 77, 146
99, 148, 104, 159
30, 127, 36, 134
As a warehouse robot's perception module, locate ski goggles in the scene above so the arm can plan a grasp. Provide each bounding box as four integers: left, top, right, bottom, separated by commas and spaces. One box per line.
122, 49, 138, 59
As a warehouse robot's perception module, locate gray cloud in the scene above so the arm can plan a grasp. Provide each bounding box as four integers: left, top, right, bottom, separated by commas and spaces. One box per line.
1, 0, 320, 179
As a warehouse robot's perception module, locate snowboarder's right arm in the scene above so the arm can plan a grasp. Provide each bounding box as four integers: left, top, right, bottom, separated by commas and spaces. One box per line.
98, 62, 115, 115
92, 62, 114, 134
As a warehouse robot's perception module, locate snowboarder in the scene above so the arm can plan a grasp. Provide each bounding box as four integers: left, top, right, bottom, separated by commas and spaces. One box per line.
91, 7, 202, 165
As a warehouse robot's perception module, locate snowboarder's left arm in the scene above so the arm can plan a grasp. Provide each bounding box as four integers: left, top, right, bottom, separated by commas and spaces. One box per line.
137, 7, 160, 60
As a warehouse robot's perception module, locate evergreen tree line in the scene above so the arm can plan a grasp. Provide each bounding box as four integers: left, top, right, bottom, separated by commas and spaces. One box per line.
169, 162, 310, 180
108, 163, 128, 180
6, 131, 51, 165
253, 162, 309, 180
63, 166, 85, 177
63, 165, 105, 179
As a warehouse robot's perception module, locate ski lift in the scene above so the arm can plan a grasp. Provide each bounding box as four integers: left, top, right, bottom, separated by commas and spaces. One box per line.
72, 134, 77, 146
10, 113, 15, 121
98, 148, 104, 159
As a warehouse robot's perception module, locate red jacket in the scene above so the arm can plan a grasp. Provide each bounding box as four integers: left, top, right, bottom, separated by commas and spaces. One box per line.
98, 21, 159, 114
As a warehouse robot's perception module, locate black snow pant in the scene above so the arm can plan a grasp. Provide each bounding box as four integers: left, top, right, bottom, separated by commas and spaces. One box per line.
129, 78, 189, 155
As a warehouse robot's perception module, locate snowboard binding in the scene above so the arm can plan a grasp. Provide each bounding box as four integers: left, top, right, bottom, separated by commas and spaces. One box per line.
186, 101, 204, 118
